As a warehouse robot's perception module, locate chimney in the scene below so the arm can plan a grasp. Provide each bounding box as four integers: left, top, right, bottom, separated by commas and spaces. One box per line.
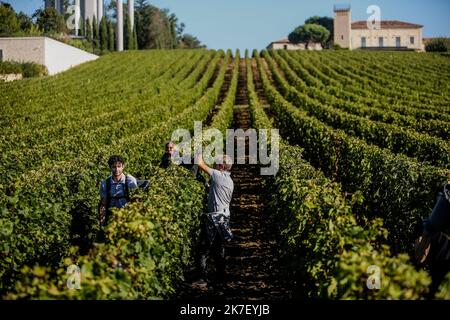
117, 0, 124, 51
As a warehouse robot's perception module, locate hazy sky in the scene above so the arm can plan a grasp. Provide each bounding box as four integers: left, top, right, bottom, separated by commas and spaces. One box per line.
7, 0, 450, 51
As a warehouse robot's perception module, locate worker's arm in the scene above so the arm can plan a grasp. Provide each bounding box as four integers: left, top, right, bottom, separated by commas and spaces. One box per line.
99, 182, 108, 225
197, 153, 213, 176
99, 198, 108, 225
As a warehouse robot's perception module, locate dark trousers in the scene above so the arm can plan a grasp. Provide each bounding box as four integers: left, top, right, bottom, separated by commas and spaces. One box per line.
197, 215, 226, 281
424, 192, 450, 237
422, 192, 450, 298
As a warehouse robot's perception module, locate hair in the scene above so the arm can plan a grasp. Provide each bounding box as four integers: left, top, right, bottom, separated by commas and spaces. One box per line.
108, 155, 125, 167
215, 154, 233, 171
166, 141, 175, 148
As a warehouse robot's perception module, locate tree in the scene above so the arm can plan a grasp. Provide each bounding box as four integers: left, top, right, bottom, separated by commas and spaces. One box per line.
125, 14, 133, 49
305, 16, 333, 44
178, 34, 205, 49
26, 24, 42, 36
177, 22, 185, 41
0, 2, 20, 35
85, 17, 92, 43
79, 16, 84, 36
166, 11, 179, 48
108, 20, 115, 51
128, 27, 135, 50
62, 0, 71, 12
33, 7, 66, 34
56, 12, 66, 33
100, 16, 108, 51
147, 8, 174, 49
133, 26, 138, 49
16, 11, 33, 31
134, 3, 181, 49
92, 15, 99, 48
110, 0, 202, 50
288, 23, 330, 49
425, 38, 450, 52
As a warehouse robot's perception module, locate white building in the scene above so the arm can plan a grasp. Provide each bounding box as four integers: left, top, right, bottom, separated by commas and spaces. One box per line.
334, 5, 424, 51
0, 37, 98, 75
82, 0, 100, 23
45, 0, 134, 51
45, 0, 104, 26
266, 38, 323, 51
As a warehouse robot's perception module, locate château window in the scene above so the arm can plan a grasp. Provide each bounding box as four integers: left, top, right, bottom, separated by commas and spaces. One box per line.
361, 37, 366, 48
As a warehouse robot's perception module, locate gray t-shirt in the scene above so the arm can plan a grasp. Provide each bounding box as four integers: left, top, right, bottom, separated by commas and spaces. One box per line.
100, 174, 138, 209
207, 169, 234, 213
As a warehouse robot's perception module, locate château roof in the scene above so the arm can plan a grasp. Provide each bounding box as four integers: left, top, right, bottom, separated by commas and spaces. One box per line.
351, 20, 423, 29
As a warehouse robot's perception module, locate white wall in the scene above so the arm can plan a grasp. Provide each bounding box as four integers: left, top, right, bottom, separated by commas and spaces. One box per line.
351, 28, 423, 50
0, 37, 45, 65
268, 42, 322, 50
0, 37, 98, 75
269, 43, 305, 50
44, 37, 98, 75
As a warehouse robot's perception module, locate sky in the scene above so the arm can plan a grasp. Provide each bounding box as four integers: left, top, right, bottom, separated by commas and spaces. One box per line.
6, 0, 450, 51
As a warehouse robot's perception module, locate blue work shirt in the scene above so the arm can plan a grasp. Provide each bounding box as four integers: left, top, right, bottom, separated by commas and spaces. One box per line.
100, 174, 138, 209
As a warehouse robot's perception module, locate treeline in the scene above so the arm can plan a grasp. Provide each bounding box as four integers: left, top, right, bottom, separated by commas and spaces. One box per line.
425, 38, 450, 53
0, 0, 205, 55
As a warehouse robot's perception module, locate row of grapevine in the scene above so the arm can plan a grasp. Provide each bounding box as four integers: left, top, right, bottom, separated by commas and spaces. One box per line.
296, 50, 450, 111
1, 51, 189, 126
4, 49, 240, 299
0, 50, 232, 296
208, 49, 240, 134
285, 50, 450, 122
263, 50, 450, 168
4, 167, 204, 299
329, 51, 450, 100
1, 51, 219, 185
254, 51, 448, 254
271, 50, 450, 140
246, 50, 450, 299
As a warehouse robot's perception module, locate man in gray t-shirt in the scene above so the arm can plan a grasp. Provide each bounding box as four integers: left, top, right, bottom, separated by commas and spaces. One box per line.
195, 153, 234, 286
207, 166, 234, 214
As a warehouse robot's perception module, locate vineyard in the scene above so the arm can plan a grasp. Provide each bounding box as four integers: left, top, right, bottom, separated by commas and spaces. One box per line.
0, 49, 449, 300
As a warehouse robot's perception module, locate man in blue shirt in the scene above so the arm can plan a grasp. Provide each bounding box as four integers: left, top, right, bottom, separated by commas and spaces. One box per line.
416, 181, 450, 264
99, 155, 138, 226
